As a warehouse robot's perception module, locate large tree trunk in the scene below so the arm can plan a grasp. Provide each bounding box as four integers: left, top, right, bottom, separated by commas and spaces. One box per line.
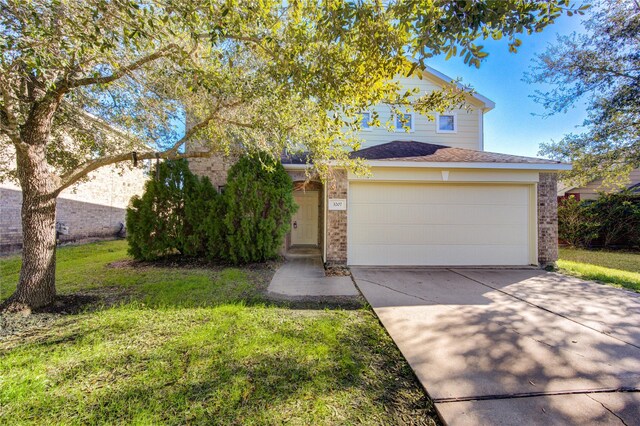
8, 192, 58, 311
2, 143, 59, 312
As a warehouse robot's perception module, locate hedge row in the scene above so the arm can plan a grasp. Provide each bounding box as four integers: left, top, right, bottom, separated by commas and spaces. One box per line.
558, 192, 640, 249
126, 155, 297, 263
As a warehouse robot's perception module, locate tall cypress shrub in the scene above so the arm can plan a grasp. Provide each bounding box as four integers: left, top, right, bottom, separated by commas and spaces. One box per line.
126, 159, 217, 260
219, 153, 297, 263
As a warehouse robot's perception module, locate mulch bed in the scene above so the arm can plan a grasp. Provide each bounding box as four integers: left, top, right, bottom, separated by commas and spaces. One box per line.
108, 256, 282, 272
325, 265, 352, 277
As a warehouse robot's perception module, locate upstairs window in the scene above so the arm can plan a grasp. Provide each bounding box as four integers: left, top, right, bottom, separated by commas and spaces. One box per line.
359, 112, 372, 130
394, 113, 414, 132
436, 113, 457, 133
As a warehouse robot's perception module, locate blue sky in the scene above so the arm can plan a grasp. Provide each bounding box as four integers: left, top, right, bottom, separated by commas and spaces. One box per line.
428, 13, 588, 158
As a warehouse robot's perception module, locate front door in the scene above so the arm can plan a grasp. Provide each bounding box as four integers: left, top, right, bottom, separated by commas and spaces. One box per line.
292, 191, 318, 246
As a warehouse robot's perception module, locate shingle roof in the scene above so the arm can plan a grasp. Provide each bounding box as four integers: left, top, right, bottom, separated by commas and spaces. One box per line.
281, 151, 310, 165
281, 141, 565, 165
350, 141, 563, 164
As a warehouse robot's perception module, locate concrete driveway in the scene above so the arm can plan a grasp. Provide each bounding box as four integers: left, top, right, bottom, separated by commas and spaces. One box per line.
351, 268, 640, 425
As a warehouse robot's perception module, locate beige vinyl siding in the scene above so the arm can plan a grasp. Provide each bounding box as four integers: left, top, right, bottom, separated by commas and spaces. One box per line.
347, 182, 533, 266
566, 168, 640, 200
348, 167, 541, 184
358, 76, 482, 151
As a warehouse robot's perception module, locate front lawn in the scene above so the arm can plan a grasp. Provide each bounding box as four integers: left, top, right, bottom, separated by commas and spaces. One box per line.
558, 248, 640, 292
0, 240, 437, 425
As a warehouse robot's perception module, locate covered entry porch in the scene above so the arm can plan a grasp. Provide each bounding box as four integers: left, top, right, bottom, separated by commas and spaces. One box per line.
284, 179, 325, 261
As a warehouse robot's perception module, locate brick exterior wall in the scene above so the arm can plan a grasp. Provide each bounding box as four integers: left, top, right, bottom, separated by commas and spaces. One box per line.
0, 165, 146, 253
188, 155, 235, 190
185, 138, 236, 190
325, 169, 348, 265
538, 172, 559, 266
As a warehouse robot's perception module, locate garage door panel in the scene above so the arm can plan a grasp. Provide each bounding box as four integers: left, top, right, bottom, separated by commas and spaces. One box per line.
349, 183, 529, 205
349, 244, 530, 266
349, 224, 529, 246
348, 182, 532, 266
349, 204, 528, 226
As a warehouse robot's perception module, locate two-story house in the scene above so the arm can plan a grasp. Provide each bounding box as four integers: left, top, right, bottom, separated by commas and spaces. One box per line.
189, 66, 570, 267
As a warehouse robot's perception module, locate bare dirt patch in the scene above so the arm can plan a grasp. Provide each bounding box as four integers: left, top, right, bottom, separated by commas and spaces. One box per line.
0, 287, 132, 340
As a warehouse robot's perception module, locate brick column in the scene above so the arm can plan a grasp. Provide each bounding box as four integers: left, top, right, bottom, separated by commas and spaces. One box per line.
326, 169, 348, 265
538, 172, 558, 266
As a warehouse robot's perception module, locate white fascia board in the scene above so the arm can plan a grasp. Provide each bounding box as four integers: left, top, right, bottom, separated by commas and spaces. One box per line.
282, 163, 311, 170
421, 65, 496, 111
364, 160, 572, 171
557, 184, 578, 195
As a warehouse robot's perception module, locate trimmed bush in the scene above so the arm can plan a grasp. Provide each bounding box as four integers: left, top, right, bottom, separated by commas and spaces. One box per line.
182, 174, 218, 256
218, 153, 297, 263
203, 190, 226, 260
126, 159, 218, 260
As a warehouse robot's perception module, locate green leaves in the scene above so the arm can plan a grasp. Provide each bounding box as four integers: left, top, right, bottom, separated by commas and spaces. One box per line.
558, 192, 640, 249
391, 0, 581, 67
0, 0, 585, 187
532, 0, 639, 187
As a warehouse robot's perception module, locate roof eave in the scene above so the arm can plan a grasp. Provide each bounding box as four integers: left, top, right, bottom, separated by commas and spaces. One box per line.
363, 160, 571, 171
283, 161, 572, 171
282, 163, 311, 170
420, 65, 496, 112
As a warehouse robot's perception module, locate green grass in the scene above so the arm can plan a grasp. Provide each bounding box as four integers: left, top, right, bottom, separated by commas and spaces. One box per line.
0, 240, 436, 425
558, 248, 640, 292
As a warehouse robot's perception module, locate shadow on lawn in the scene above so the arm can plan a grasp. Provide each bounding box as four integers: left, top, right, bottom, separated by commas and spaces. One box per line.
1, 263, 364, 344
2, 306, 439, 425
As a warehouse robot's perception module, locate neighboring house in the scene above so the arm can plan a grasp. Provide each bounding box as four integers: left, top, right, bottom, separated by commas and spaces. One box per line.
557, 168, 640, 201
0, 150, 148, 254
0, 166, 147, 253
189, 66, 570, 267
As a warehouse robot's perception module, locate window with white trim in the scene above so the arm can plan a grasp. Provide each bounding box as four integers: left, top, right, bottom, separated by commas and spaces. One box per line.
436, 113, 457, 133
359, 111, 372, 130
394, 112, 414, 132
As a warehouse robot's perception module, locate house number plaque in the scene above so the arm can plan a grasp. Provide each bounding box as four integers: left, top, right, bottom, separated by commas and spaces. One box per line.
328, 199, 347, 210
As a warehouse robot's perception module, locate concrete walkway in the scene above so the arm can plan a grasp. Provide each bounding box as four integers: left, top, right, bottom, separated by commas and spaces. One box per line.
267, 247, 359, 299
351, 267, 640, 425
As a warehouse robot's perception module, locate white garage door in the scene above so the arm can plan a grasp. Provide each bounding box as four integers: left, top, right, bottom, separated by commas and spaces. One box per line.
348, 182, 532, 266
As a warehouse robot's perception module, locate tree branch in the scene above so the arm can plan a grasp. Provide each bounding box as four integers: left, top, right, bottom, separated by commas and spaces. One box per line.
55, 100, 244, 194
584, 66, 638, 81
64, 44, 179, 89
54, 148, 215, 195
226, 35, 276, 57
195, 33, 276, 58
218, 118, 256, 128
